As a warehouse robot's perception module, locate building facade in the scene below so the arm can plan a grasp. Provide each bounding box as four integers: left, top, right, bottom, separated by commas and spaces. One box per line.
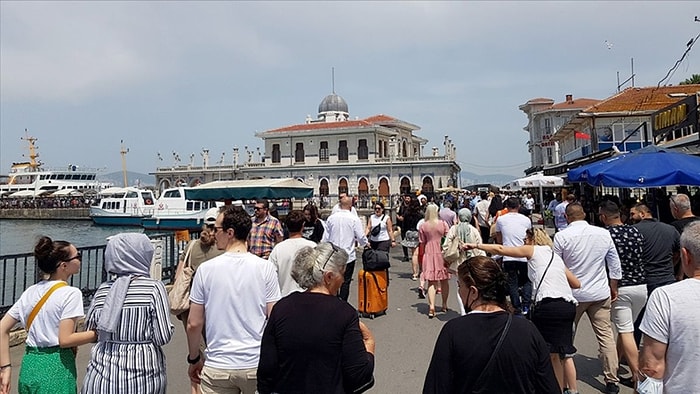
153, 93, 461, 204
519, 95, 601, 174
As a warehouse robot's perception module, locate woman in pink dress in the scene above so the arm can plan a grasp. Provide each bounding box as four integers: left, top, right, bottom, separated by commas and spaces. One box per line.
419, 203, 451, 318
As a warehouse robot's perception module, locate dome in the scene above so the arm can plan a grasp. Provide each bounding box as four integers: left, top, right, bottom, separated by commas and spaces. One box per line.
318, 94, 348, 114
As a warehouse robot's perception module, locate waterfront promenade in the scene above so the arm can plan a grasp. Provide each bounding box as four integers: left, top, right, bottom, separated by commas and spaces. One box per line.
7, 248, 633, 394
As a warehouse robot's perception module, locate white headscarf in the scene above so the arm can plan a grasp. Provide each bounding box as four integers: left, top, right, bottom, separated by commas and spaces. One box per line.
97, 233, 154, 333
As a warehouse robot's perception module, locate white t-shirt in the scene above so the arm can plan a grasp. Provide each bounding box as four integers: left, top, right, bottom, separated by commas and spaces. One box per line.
640, 279, 700, 393
474, 199, 491, 228
523, 197, 535, 211
528, 245, 577, 304
269, 237, 317, 297
8, 280, 84, 347
190, 251, 281, 369
554, 202, 569, 231
495, 212, 532, 263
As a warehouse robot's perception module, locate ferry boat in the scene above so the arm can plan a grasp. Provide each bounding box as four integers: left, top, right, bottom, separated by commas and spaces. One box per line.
1, 131, 109, 198
89, 187, 156, 226
141, 187, 220, 230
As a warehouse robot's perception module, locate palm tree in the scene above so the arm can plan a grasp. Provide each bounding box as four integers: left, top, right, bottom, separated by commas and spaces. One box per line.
679, 74, 700, 85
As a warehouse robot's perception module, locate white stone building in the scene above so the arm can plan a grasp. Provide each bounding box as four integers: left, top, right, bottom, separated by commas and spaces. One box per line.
153, 93, 461, 205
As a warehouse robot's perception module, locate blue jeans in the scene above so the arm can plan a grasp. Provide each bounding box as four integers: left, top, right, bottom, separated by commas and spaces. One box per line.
503, 260, 531, 310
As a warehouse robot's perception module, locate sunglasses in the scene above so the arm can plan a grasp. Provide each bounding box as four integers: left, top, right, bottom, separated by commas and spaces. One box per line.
254, 207, 265, 211
374, 207, 382, 210
65, 252, 82, 262
321, 243, 341, 271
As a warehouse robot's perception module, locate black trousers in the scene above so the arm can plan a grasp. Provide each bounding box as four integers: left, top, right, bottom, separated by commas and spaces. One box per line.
339, 260, 356, 302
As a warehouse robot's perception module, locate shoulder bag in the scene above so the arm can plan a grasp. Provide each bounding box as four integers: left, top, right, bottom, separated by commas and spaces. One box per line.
471, 313, 513, 392
441, 226, 462, 266
169, 242, 195, 316
26, 281, 68, 331
527, 250, 555, 320
370, 214, 385, 237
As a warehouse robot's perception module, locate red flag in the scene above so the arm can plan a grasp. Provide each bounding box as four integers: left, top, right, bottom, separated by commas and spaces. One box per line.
574, 131, 591, 140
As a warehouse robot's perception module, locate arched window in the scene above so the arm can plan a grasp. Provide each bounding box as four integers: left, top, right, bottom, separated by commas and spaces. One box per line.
338, 178, 348, 195
400, 177, 412, 195
319, 141, 329, 162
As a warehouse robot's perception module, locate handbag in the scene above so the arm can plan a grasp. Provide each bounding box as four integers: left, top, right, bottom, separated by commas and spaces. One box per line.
169, 242, 195, 316
362, 247, 390, 271
370, 214, 385, 237
527, 250, 555, 320
441, 228, 462, 265
471, 313, 512, 392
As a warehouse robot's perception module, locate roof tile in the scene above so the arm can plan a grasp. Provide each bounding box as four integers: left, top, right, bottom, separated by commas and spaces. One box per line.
584, 85, 700, 113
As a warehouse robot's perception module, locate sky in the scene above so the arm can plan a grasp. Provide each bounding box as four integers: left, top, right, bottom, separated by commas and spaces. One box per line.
1, 1, 698, 179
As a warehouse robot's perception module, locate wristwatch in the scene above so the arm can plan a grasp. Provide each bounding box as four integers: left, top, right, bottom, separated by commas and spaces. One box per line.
187, 353, 201, 365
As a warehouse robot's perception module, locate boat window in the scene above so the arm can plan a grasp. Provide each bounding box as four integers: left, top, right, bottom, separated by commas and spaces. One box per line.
187, 201, 193, 210
57, 174, 65, 180
195, 201, 202, 211
89, 175, 95, 180
126, 191, 138, 198
164, 190, 181, 198
40, 175, 46, 180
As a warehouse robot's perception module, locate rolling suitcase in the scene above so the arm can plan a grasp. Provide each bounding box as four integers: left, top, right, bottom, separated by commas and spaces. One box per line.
358, 269, 388, 319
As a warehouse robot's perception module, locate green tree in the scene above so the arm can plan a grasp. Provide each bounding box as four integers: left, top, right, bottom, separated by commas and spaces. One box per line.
679, 74, 700, 85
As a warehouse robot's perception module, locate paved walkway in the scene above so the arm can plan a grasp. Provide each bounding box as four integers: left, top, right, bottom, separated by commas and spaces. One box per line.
9, 248, 633, 393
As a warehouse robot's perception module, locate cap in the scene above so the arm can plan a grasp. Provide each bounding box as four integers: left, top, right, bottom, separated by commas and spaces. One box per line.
417, 195, 427, 202
204, 207, 220, 224
232, 200, 243, 207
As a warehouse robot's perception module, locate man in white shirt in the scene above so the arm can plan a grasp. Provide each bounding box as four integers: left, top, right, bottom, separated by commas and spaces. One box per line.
473, 191, 491, 242
269, 210, 317, 297
553, 202, 622, 394
331, 192, 358, 216
186, 206, 281, 394
522, 193, 535, 216
495, 197, 533, 314
322, 193, 368, 301
639, 221, 700, 393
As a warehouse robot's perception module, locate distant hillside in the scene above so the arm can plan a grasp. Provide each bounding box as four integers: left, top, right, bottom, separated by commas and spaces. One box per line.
460, 171, 518, 188
99, 171, 155, 188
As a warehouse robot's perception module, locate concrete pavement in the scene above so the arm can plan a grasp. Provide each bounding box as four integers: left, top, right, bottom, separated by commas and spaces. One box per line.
9, 248, 633, 393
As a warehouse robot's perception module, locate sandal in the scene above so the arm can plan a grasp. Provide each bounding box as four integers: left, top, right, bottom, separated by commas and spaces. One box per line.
428, 309, 436, 319
440, 306, 449, 313
411, 275, 418, 281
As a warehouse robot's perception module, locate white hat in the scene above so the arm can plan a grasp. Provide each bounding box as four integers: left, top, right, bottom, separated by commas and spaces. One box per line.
204, 207, 220, 224
232, 200, 244, 207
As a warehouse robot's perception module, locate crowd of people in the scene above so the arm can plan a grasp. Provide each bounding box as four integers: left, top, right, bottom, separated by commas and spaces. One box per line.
1, 189, 698, 394
0, 197, 92, 209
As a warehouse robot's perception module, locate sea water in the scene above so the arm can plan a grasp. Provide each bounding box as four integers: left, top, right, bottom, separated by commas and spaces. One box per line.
0, 220, 147, 256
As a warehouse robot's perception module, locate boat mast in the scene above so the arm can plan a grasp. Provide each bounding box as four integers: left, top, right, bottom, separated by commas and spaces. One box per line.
21, 129, 40, 171
120, 140, 129, 187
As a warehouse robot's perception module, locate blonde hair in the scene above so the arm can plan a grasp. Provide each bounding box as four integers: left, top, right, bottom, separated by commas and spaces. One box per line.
424, 203, 439, 222
527, 228, 553, 247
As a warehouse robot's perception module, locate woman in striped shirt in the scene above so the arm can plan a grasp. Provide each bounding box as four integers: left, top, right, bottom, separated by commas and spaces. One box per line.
81, 233, 174, 394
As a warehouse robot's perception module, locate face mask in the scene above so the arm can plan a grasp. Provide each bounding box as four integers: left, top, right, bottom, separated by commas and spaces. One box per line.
463, 287, 478, 313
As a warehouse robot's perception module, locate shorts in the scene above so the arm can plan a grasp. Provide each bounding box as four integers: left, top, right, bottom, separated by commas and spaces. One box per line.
611, 284, 647, 333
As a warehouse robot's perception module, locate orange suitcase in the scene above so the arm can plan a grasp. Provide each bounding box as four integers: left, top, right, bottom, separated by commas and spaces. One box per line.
358, 269, 388, 318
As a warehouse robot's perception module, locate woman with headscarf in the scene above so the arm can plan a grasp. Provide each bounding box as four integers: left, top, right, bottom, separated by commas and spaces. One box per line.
1, 236, 97, 394
442, 208, 486, 315
423, 256, 560, 393
257, 242, 376, 393
81, 233, 174, 394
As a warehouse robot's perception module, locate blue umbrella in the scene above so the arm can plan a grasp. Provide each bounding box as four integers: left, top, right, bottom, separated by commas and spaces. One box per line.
568, 145, 700, 187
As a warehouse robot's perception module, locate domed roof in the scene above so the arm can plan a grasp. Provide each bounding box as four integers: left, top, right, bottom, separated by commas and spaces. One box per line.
318, 94, 348, 114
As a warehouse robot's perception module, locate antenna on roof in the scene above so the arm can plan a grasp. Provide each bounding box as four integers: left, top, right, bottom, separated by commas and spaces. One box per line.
331, 67, 335, 94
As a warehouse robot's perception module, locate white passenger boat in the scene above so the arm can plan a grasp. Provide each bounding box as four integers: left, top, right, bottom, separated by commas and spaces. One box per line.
1, 131, 109, 198
89, 187, 156, 226
141, 187, 220, 230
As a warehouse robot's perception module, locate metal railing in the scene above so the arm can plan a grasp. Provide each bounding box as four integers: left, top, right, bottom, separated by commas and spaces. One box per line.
0, 233, 187, 317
